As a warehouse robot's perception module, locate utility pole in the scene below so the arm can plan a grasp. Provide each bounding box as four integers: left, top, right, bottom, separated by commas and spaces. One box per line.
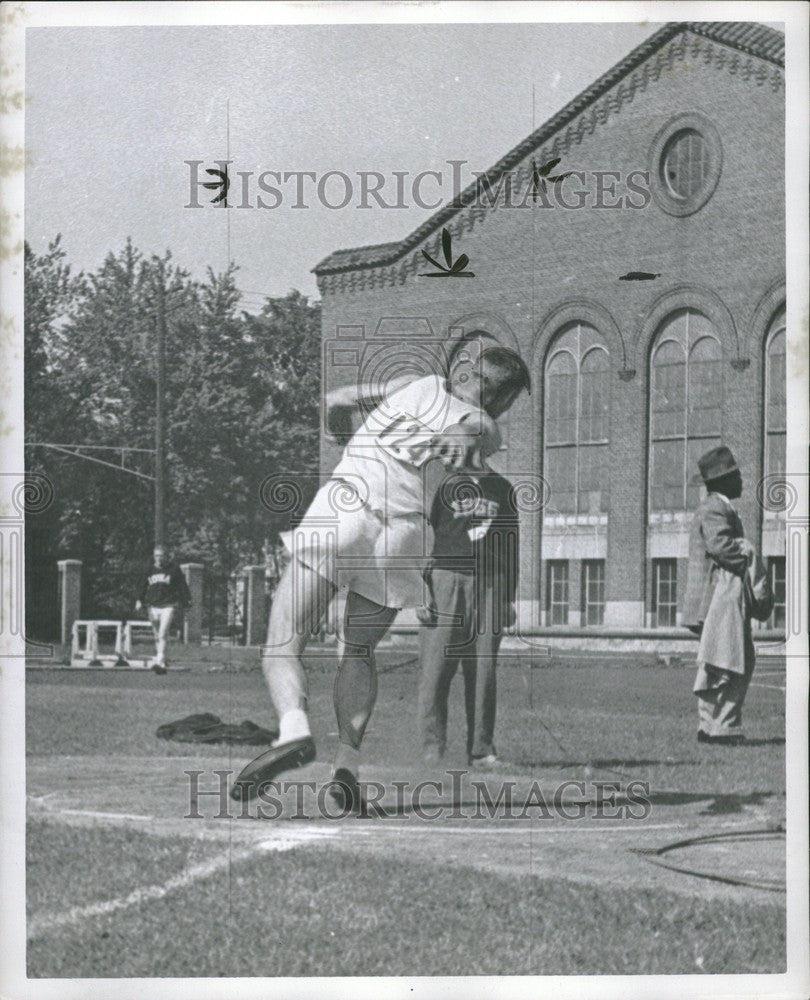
154, 274, 166, 547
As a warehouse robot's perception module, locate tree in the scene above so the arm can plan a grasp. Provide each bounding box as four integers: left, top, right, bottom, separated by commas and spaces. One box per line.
24, 238, 84, 637
25, 237, 322, 638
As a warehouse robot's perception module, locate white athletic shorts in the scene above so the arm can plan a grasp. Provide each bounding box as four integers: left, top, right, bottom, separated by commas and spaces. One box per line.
279, 479, 432, 610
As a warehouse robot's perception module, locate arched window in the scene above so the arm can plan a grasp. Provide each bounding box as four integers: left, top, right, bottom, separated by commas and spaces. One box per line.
650, 309, 723, 511
544, 323, 610, 514
764, 308, 786, 480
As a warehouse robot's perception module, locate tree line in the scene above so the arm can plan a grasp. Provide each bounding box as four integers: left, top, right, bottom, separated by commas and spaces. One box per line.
24, 236, 321, 635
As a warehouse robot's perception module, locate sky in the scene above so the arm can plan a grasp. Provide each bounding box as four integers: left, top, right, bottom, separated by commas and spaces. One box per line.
25, 21, 699, 305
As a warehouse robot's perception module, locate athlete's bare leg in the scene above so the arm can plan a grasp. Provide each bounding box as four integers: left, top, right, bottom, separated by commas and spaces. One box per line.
262, 558, 335, 742
333, 590, 398, 773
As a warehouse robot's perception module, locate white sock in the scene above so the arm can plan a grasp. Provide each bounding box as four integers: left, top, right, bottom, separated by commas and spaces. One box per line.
276, 708, 311, 745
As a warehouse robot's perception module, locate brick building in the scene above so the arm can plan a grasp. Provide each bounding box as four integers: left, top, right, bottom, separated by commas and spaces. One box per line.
313, 22, 786, 634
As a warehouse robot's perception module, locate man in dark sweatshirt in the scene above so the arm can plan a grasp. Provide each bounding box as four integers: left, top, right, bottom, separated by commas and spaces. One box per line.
135, 545, 191, 673
417, 459, 519, 767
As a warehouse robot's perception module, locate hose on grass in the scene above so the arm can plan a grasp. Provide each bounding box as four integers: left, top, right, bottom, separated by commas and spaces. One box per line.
532, 714, 638, 784
632, 828, 786, 892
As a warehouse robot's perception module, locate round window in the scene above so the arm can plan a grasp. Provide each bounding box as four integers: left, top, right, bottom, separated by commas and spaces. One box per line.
661, 129, 709, 200
649, 114, 722, 217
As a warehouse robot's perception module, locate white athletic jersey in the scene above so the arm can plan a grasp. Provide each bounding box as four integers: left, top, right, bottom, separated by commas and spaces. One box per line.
330, 375, 483, 518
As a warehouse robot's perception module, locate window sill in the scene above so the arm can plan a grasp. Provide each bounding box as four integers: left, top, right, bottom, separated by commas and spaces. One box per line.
543, 513, 608, 528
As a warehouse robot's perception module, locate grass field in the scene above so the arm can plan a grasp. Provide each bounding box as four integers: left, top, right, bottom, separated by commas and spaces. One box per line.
25, 652, 787, 978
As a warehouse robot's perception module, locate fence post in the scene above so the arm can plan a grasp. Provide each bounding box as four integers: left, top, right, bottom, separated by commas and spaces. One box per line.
244, 565, 266, 646
180, 563, 204, 644
57, 559, 82, 646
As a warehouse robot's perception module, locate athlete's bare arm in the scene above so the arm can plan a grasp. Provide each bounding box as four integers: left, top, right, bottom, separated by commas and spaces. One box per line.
325, 376, 500, 469
429, 411, 501, 470
324, 375, 414, 443
325, 374, 413, 412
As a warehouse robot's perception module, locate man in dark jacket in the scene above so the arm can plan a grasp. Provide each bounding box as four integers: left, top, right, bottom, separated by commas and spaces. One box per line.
135, 545, 191, 674
417, 458, 519, 767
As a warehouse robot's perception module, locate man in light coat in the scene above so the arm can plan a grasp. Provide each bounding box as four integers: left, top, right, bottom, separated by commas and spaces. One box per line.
682, 446, 757, 745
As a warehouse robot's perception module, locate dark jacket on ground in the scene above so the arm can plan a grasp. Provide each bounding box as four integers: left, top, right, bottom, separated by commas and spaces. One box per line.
139, 563, 191, 608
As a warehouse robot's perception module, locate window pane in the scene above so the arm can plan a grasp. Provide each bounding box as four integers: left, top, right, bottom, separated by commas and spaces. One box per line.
768, 557, 786, 630
546, 326, 611, 518
686, 435, 720, 509
547, 561, 569, 625
649, 312, 723, 514
578, 444, 608, 513
686, 310, 717, 343
653, 559, 678, 627
580, 349, 610, 443
767, 431, 786, 479
657, 310, 689, 345
582, 560, 605, 626
547, 349, 576, 376
650, 438, 685, 511
663, 129, 707, 199
688, 336, 722, 437
546, 351, 577, 445
767, 328, 786, 432
651, 340, 686, 438
577, 323, 603, 355
545, 446, 576, 513
552, 326, 579, 355
765, 318, 786, 481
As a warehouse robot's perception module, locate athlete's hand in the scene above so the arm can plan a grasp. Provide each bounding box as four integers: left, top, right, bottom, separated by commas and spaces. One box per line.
325, 402, 357, 444
135, 600, 143, 612
430, 415, 501, 470
415, 604, 436, 625
429, 429, 478, 469
502, 603, 517, 629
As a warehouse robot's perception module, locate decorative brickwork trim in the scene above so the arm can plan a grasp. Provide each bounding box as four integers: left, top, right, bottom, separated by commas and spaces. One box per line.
744, 277, 786, 360
633, 283, 739, 369
315, 24, 784, 295
531, 299, 627, 372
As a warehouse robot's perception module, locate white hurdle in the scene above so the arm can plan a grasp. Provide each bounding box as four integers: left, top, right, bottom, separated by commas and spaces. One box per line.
123, 620, 156, 662
70, 620, 128, 667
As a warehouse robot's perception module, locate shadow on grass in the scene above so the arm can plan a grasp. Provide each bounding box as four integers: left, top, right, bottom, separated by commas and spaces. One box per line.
271, 788, 777, 822
513, 758, 701, 769
646, 790, 776, 815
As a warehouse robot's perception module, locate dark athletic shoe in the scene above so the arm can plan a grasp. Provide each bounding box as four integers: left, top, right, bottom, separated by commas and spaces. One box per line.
230, 736, 316, 801
151, 662, 168, 675
326, 767, 366, 817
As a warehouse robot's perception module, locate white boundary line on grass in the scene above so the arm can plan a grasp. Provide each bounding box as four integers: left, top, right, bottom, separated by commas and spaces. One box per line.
27, 826, 342, 940
27, 846, 257, 939
52, 808, 155, 822
27, 802, 772, 941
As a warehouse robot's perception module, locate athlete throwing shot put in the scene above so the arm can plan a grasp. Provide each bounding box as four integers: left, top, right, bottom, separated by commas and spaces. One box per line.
231, 343, 530, 809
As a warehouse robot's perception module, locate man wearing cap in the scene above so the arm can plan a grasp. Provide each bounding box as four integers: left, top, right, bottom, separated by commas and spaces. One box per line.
682, 445, 757, 745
